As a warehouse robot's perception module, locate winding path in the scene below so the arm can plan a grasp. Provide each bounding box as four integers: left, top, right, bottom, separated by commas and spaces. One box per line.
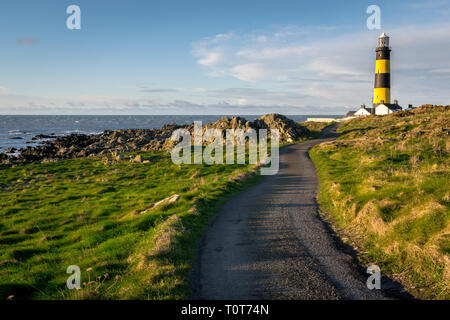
191, 124, 402, 300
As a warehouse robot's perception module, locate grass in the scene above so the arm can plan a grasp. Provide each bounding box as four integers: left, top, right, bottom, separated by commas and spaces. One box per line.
301, 121, 336, 138
310, 105, 450, 299
0, 149, 262, 300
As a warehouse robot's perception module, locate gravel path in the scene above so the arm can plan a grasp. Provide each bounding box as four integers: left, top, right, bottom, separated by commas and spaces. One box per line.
191, 124, 408, 300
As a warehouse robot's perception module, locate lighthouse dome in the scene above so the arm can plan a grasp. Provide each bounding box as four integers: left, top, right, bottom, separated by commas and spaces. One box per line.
377, 33, 389, 48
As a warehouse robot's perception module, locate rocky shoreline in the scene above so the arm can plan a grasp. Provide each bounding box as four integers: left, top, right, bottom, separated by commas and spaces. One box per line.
0, 114, 310, 166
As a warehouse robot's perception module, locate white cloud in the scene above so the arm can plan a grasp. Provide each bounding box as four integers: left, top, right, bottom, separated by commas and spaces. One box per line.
230, 63, 270, 82
212, 32, 234, 42
198, 51, 223, 67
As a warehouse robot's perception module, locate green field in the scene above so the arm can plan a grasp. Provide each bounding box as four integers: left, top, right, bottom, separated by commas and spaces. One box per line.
310, 105, 450, 299
0, 150, 261, 299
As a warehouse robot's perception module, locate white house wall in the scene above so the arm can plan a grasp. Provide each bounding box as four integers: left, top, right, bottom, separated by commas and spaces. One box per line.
354, 109, 371, 116
376, 105, 389, 115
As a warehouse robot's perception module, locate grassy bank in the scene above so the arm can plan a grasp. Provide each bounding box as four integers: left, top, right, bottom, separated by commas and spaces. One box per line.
310, 105, 450, 299
300, 121, 336, 138
0, 150, 261, 299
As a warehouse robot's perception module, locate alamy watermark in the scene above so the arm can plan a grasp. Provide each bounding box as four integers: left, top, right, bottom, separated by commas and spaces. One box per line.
366, 265, 381, 290
170, 122, 279, 175
66, 265, 81, 290
66, 5, 81, 30
366, 5, 381, 30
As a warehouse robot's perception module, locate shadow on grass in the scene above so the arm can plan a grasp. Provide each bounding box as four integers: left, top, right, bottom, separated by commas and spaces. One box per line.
11, 248, 45, 261
0, 284, 37, 300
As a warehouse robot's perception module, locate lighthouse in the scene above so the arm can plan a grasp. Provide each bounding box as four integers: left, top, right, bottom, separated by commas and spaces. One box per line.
373, 33, 391, 107
346, 33, 402, 117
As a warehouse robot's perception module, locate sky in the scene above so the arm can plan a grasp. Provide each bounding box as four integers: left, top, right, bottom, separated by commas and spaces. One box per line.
0, 0, 449, 115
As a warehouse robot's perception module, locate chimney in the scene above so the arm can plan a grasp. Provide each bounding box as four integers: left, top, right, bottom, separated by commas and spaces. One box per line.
394, 99, 398, 105
408, 104, 413, 109
361, 104, 365, 109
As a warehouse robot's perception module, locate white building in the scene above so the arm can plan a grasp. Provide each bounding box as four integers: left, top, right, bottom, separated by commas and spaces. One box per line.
375, 102, 402, 115
354, 105, 375, 116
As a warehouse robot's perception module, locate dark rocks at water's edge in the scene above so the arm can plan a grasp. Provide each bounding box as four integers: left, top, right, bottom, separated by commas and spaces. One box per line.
31, 133, 56, 140
0, 114, 311, 166
5, 148, 17, 153
7, 124, 184, 165
0, 123, 185, 166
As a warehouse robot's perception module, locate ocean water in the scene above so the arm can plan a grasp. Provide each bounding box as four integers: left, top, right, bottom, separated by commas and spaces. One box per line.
0, 115, 341, 152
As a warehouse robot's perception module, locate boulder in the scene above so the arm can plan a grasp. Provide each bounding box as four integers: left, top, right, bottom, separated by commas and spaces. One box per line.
131, 155, 143, 163
140, 194, 181, 214
255, 113, 310, 141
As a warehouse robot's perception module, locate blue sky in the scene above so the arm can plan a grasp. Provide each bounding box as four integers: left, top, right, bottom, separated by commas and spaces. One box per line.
0, 0, 449, 114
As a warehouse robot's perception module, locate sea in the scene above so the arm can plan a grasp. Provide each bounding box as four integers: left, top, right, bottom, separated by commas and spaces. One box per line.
0, 115, 341, 152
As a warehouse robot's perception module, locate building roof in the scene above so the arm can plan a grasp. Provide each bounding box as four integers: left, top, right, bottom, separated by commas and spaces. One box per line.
361, 107, 376, 114
355, 107, 375, 115
377, 103, 402, 110
344, 111, 356, 117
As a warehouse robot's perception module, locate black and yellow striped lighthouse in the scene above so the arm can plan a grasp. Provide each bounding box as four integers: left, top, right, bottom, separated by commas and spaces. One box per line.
373, 33, 391, 106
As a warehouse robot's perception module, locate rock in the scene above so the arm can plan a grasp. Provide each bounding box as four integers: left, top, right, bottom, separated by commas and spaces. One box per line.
77, 150, 88, 157
131, 155, 143, 163
40, 158, 57, 164
255, 113, 310, 141
110, 151, 123, 161
166, 194, 181, 203
140, 194, 181, 214
197, 113, 310, 144
32, 134, 56, 141
1, 158, 12, 165
5, 147, 17, 153
56, 147, 68, 156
